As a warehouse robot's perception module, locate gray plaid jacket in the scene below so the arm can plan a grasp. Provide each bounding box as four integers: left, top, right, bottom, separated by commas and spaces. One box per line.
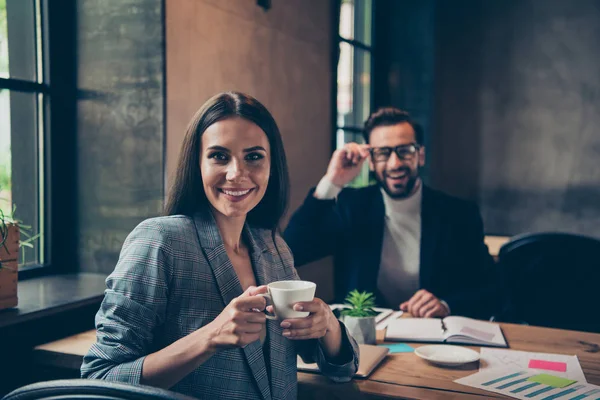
81, 210, 359, 400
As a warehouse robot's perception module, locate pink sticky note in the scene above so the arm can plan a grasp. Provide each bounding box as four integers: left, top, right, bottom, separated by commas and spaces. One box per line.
528, 359, 567, 372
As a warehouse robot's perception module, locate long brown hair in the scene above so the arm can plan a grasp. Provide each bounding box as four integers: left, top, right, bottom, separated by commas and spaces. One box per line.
164, 92, 290, 232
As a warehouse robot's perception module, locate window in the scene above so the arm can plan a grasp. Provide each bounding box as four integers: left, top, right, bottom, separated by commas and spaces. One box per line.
0, 0, 49, 269
335, 0, 374, 187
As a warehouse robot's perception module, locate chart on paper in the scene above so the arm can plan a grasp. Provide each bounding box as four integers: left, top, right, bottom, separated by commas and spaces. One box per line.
479, 348, 587, 382
456, 369, 600, 400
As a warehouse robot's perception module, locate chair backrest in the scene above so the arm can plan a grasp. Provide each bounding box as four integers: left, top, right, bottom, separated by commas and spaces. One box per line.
1, 379, 199, 400
496, 232, 600, 333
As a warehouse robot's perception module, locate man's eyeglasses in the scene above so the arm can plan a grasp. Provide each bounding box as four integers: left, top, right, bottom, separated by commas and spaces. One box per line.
369, 144, 420, 162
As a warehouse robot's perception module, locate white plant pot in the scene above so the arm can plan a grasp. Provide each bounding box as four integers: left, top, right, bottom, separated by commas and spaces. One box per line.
343, 315, 376, 345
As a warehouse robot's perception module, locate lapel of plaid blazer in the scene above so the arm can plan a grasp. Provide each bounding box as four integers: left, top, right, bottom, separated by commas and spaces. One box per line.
193, 210, 272, 400
244, 226, 291, 400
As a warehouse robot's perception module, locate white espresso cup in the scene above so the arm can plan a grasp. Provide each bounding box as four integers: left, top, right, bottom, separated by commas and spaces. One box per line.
258, 280, 316, 320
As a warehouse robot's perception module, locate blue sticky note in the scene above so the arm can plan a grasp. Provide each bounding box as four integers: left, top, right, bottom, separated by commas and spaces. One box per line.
379, 343, 414, 353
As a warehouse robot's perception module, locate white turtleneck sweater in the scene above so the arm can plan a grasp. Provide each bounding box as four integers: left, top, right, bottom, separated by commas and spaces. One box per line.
377, 183, 422, 308
314, 177, 449, 312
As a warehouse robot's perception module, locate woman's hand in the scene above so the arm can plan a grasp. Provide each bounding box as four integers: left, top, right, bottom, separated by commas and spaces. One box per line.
207, 285, 268, 351
276, 297, 340, 340
275, 297, 344, 359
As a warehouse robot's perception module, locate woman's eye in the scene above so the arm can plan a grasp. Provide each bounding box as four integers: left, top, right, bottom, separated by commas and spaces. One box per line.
208, 152, 229, 161
245, 153, 264, 162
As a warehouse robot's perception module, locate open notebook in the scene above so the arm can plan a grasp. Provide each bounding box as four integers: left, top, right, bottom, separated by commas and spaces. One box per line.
297, 344, 389, 378
385, 316, 508, 347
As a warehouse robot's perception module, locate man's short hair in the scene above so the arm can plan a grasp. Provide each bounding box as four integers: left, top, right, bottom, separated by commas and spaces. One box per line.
362, 107, 424, 145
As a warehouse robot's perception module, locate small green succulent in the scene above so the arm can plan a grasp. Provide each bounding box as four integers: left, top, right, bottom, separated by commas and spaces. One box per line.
340, 290, 377, 318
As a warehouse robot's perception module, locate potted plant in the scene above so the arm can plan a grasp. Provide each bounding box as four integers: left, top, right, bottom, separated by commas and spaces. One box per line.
0, 206, 40, 310
340, 289, 378, 345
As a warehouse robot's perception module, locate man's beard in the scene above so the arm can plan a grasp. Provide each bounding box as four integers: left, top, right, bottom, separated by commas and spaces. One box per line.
376, 167, 420, 199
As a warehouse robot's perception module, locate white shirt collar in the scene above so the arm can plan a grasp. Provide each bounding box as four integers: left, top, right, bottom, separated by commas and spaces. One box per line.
381, 179, 423, 218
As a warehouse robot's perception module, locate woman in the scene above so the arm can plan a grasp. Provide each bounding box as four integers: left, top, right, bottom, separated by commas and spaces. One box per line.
81, 92, 359, 399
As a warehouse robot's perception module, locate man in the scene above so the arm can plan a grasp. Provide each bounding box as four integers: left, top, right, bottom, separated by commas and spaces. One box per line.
284, 107, 495, 319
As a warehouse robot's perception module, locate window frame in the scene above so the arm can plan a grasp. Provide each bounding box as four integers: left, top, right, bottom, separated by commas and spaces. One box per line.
332, 0, 375, 187
0, 0, 77, 279
0, 0, 49, 274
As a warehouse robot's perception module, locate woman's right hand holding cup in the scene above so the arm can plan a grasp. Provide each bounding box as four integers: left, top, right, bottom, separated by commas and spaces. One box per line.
207, 285, 268, 351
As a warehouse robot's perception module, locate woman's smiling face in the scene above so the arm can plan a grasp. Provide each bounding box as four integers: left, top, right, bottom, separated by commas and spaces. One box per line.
200, 117, 271, 219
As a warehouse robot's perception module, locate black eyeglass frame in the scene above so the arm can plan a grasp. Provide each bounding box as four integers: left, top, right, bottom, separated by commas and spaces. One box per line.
369, 143, 421, 162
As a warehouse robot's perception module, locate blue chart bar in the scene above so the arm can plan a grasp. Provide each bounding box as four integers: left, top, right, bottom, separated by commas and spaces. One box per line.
540, 385, 585, 399
498, 378, 529, 390
482, 372, 525, 386
570, 388, 600, 400
525, 386, 554, 398
511, 382, 540, 393
570, 389, 600, 400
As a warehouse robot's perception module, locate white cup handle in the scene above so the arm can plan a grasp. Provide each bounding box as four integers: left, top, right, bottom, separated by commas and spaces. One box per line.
257, 293, 277, 320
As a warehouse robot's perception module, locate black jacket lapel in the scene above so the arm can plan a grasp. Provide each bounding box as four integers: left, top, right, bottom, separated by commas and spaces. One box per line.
358, 188, 386, 294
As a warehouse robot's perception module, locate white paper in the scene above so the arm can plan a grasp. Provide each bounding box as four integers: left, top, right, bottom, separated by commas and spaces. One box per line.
384, 316, 507, 346
455, 369, 600, 400
376, 310, 404, 330
385, 318, 445, 342
480, 348, 587, 383
443, 316, 508, 347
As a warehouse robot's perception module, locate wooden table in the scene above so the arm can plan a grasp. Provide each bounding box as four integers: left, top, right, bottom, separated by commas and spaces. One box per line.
33, 324, 600, 399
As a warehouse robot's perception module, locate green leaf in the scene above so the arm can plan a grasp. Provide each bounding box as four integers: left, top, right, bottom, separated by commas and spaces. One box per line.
340, 290, 378, 317
0, 203, 40, 253
21, 233, 41, 245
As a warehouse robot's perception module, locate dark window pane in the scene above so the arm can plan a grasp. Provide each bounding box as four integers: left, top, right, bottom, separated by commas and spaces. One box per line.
339, 0, 372, 46
337, 43, 371, 129
1, 0, 38, 81
4, 89, 43, 267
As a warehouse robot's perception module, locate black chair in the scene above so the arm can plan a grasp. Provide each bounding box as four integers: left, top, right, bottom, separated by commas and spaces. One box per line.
493, 232, 600, 333
2, 379, 199, 400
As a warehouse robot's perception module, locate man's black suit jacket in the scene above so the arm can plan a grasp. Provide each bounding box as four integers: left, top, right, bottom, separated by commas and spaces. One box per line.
284, 184, 496, 319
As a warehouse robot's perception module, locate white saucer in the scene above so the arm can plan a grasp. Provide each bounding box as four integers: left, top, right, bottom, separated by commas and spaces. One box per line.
414, 345, 480, 367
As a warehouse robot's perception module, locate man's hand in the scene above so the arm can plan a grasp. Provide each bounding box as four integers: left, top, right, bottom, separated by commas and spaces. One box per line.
325, 143, 371, 187
400, 289, 449, 318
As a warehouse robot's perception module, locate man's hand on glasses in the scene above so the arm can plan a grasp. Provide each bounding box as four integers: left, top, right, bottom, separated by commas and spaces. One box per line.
325, 143, 371, 187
